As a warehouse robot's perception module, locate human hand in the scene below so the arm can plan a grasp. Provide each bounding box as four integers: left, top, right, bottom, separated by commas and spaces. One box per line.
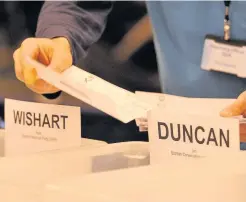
220, 91, 246, 142
220, 92, 246, 117
136, 118, 148, 132
137, 91, 246, 136
13, 37, 72, 94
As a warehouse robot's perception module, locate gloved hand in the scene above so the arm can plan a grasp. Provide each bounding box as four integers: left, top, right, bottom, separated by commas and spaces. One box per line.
220, 91, 246, 117
13, 37, 72, 94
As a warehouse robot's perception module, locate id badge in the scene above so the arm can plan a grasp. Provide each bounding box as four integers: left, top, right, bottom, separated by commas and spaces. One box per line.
201, 34, 246, 78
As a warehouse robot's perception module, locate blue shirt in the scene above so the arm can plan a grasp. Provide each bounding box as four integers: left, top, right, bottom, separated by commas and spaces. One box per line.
147, 1, 246, 98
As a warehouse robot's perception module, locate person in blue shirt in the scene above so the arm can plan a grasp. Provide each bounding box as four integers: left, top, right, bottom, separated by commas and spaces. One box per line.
13, 1, 246, 148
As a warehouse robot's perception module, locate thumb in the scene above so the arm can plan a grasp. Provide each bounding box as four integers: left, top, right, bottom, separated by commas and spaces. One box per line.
48, 49, 72, 73
220, 92, 246, 117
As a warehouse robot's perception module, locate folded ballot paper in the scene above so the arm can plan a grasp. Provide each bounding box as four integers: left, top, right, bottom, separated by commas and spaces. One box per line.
135, 91, 244, 131
28, 58, 152, 123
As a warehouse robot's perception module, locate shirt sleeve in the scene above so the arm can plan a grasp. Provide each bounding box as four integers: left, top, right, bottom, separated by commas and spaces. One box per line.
35, 1, 113, 99
36, 1, 113, 64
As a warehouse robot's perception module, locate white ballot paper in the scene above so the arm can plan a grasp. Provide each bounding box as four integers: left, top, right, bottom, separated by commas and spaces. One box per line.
135, 92, 189, 131
4, 98, 81, 156
28, 58, 152, 123
135, 91, 240, 131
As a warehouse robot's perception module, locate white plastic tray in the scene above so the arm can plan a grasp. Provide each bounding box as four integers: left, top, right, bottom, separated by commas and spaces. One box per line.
44, 154, 246, 202
0, 141, 149, 202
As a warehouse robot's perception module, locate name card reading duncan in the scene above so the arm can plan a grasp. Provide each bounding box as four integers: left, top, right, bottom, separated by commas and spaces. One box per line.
4, 99, 81, 156
148, 108, 240, 164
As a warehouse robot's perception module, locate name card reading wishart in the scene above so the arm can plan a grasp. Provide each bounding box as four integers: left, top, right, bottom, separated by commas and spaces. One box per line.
148, 108, 240, 164
4, 99, 81, 156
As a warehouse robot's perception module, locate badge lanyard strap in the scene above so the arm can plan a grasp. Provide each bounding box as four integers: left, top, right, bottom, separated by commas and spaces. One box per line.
224, 0, 231, 41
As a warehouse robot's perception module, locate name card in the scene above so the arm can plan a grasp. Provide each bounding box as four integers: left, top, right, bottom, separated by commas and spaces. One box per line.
4, 98, 81, 156
148, 108, 240, 164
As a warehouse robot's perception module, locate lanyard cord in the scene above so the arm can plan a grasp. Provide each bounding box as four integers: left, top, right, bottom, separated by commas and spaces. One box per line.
224, 0, 231, 21
224, 0, 231, 41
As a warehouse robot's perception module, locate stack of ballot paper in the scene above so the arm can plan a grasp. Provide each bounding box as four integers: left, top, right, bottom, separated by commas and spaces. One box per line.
135, 91, 240, 131
44, 154, 246, 202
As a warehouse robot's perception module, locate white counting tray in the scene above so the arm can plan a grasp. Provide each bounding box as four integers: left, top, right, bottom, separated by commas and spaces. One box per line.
44, 155, 246, 202
0, 132, 149, 202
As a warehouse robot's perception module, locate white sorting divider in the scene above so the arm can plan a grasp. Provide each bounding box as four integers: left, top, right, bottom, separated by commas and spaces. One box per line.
44, 154, 246, 202
0, 140, 149, 202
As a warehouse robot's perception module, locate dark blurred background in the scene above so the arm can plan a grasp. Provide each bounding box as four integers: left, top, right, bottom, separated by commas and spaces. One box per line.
0, 1, 161, 143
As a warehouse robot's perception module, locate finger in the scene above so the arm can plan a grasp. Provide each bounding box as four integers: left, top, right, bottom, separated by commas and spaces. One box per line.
138, 122, 148, 127
24, 48, 60, 94
135, 119, 141, 127
40, 81, 60, 94
26, 80, 60, 95
25, 84, 57, 95
139, 127, 148, 132
138, 118, 147, 123
243, 110, 246, 118
13, 49, 24, 82
19, 38, 39, 85
220, 92, 246, 117
48, 39, 72, 73
32, 67, 60, 94
49, 51, 72, 73
25, 83, 43, 94
135, 118, 147, 126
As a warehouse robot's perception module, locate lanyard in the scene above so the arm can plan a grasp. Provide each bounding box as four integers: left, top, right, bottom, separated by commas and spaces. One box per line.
224, 0, 231, 41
